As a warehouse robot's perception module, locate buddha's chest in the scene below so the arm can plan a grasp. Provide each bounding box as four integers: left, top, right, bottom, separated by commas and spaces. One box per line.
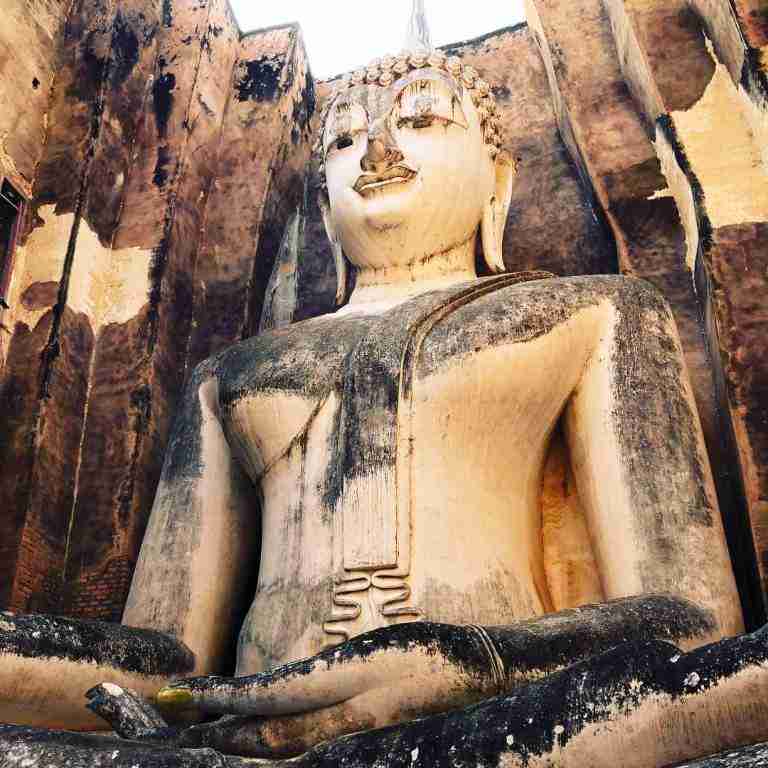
228, 317, 598, 672
231, 361, 559, 673
226, 278, 606, 670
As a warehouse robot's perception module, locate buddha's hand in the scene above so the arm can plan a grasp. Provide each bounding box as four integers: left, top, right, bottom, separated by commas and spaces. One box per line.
155, 622, 499, 758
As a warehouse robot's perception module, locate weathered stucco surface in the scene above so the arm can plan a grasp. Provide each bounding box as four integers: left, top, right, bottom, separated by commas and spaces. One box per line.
0, 0, 70, 200
0, 1, 314, 619
524, 0, 768, 625
0, 0, 767, 636
1, 3, 768, 766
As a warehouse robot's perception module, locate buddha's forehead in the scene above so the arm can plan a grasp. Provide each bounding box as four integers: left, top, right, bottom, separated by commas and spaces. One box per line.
327, 68, 465, 126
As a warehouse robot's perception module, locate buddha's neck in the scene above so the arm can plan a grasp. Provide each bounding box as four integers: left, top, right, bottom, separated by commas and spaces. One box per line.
347, 237, 477, 307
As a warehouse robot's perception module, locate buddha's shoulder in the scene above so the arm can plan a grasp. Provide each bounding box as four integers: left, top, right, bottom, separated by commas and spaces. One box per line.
417, 273, 671, 363
211, 313, 380, 404
433, 273, 670, 323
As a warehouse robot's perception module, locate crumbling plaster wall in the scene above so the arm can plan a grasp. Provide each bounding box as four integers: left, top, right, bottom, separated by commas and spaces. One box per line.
1, 0, 768, 627
0, 0, 314, 619
0, 0, 70, 202
681, 0, 768, 617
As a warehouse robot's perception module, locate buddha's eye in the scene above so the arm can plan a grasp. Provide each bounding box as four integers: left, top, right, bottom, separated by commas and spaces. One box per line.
324, 100, 368, 155
325, 133, 358, 157
397, 114, 439, 130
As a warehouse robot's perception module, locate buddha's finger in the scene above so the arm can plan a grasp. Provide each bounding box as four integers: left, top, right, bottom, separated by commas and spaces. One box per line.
156, 623, 491, 718
175, 685, 442, 759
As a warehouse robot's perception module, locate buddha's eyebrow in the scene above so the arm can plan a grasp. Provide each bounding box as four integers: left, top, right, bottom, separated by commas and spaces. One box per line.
329, 98, 369, 126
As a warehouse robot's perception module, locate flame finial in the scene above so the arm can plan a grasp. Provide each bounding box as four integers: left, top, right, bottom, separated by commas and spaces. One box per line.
405, 0, 432, 52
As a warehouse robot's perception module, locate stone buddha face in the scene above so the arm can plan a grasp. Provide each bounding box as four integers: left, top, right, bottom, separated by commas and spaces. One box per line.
319, 54, 515, 297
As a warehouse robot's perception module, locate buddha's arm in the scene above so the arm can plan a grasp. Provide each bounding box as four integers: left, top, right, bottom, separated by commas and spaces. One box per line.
123, 359, 260, 676
0, 361, 258, 731
563, 279, 742, 639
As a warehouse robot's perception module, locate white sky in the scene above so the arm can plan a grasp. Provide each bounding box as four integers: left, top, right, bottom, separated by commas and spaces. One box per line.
231, 1, 527, 79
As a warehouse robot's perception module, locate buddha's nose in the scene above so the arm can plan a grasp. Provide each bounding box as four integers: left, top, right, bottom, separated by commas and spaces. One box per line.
361, 125, 403, 173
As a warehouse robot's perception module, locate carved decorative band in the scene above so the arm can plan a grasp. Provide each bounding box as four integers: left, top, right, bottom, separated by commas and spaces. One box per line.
323, 569, 422, 647
371, 570, 422, 618
323, 573, 372, 645
465, 624, 506, 695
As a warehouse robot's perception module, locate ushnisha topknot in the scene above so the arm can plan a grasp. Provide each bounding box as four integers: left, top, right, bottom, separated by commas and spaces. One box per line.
315, 48, 505, 181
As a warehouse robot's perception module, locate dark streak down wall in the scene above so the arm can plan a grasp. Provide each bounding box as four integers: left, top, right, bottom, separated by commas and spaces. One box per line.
0, 0, 767, 627
0, 0, 314, 619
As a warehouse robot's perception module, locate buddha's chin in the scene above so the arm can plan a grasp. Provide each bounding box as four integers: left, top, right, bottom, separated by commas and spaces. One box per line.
358, 188, 418, 232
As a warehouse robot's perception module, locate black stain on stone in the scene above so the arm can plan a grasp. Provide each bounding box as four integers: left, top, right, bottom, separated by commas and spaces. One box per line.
675, 742, 768, 767
216, 273, 713, 561
169, 595, 713, 702
217, 315, 373, 411
115, 384, 153, 528
144, 208, 174, 354
153, 145, 172, 188
741, 45, 768, 109
417, 275, 714, 558
610, 276, 713, 531
153, 602, 763, 767
437, 22, 528, 58
152, 69, 176, 139
162, 0, 173, 28
39, 216, 83, 399
0, 725, 229, 767
159, 359, 218, 487
656, 114, 713, 253
32, 77, 40, 89
171, 622, 496, 700
320, 275, 550, 513
142, 23, 157, 46
291, 72, 316, 145
39, 0, 116, 394
657, 110, 765, 629
235, 56, 284, 102
111, 12, 140, 87
66, 31, 108, 105
130, 385, 152, 426
197, 93, 215, 118
286, 629, 768, 767
135, 358, 222, 636
487, 594, 714, 682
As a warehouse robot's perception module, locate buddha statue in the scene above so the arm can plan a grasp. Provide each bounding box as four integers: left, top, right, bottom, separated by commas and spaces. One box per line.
118, 44, 744, 676
2, 12, 767, 768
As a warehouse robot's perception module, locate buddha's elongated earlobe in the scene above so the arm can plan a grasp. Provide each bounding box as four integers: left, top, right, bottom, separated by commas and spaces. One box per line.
481, 151, 516, 273
319, 189, 348, 306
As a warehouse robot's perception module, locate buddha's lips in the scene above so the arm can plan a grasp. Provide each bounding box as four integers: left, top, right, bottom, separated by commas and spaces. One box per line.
354, 165, 418, 196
